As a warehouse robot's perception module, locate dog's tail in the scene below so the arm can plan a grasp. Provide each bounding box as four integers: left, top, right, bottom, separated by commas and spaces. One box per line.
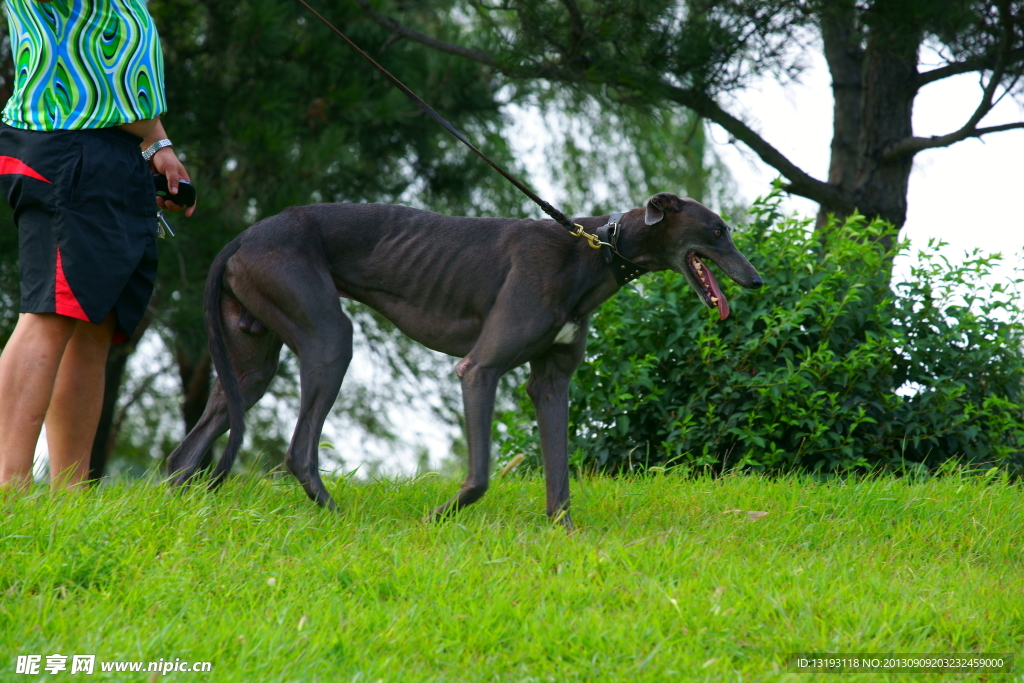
206, 238, 246, 489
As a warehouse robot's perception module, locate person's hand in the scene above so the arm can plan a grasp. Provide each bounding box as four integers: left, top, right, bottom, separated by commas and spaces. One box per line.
150, 146, 196, 217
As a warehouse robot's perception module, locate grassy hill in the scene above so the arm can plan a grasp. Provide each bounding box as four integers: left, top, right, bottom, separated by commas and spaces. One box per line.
1, 470, 1021, 681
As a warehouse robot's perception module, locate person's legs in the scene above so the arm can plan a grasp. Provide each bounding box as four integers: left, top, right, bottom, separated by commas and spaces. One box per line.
45, 312, 116, 489
0, 313, 78, 489
0, 127, 157, 492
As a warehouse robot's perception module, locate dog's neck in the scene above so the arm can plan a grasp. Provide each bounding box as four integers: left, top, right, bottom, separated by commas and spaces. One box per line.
569, 209, 667, 317
614, 209, 667, 272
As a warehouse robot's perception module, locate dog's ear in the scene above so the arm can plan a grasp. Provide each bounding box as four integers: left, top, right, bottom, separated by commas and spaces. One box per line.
644, 192, 682, 225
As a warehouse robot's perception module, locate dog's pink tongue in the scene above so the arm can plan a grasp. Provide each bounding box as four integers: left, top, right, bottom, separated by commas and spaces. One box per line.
704, 266, 730, 321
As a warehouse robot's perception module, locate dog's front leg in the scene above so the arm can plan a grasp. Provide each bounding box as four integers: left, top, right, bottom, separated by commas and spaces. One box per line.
526, 338, 586, 528
430, 293, 564, 521
430, 362, 501, 520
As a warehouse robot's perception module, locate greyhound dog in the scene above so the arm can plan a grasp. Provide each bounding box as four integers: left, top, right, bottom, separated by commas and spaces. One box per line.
167, 192, 762, 525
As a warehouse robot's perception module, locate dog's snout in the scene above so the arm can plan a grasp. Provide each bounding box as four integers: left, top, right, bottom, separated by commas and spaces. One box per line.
750, 273, 763, 289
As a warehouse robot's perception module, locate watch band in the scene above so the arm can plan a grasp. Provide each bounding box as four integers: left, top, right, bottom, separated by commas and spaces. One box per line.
142, 139, 173, 161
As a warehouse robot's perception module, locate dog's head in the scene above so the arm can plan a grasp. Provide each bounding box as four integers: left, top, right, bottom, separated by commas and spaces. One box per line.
642, 192, 762, 320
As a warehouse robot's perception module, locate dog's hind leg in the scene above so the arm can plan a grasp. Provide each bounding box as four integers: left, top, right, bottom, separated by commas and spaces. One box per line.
283, 310, 353, 510
166, 381, 230, 486
221, 242, 353, 510
167, 305, 283, 486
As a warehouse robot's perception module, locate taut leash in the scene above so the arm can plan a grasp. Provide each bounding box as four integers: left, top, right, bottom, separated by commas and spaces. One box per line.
295, 0, 582, 234
294, 0, 648, 284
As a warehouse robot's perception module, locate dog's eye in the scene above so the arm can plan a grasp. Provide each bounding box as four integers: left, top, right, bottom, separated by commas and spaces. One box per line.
714, 229, 722, 237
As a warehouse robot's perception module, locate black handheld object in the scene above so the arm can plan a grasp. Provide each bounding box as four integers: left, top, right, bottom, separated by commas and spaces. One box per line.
153, 173, 196, 208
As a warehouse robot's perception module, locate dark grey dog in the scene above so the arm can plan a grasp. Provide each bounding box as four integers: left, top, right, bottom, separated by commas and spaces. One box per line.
167, 192, 762, 525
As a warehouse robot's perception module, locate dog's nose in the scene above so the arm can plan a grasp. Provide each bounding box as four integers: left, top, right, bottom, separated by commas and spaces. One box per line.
750, 273, 763, 289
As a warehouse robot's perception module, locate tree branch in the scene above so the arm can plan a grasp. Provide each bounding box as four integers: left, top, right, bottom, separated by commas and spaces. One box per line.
975, 121, 1024, 134
889, 120, 1024, 156
355, 2, 849, 210
662, 88, 851, 210
560, 0, 586, 50
355, 0, 496, 66
916, 48, 1024, 89
918, 57, 991, 88
888, 1, 1019, 160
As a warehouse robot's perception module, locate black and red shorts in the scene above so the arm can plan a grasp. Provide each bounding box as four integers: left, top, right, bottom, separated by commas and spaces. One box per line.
0, 122, 158, 343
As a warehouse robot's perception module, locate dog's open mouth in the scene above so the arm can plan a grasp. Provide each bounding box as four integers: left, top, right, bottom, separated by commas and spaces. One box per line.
688, 252, 730, 320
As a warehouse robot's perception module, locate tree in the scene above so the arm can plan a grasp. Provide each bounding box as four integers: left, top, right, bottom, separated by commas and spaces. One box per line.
357, 0, 1024, 239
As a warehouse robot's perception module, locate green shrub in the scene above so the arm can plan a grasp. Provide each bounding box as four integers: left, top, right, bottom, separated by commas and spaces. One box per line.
496, 191, 1024, 474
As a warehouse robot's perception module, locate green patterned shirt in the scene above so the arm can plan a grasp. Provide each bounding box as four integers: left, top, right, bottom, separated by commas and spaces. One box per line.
2, 0, 167, 131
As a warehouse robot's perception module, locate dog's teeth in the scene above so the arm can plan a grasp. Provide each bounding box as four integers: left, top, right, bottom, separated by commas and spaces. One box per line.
710, 296, 719, 303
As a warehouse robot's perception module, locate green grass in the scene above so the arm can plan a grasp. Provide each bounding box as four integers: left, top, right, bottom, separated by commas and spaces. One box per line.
1, 470, 1022, 682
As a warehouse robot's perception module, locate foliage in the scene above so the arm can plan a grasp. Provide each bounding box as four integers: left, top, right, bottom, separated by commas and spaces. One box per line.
502, 90, 741, 219
498, 190, 1024, 473
147, 0, 533, 438
1, 471, 1022, 680
468, 0, 1024, 99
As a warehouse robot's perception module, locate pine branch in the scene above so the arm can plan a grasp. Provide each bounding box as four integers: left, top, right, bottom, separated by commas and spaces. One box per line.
560, 0, 586, 50
918, 57, 995, 88
916, 48, 1024, 89
356, 2, 849, 211
889, 1, 1022, 159
663, 89, 851, 210
355, 0, 496, 66
888, 121, 1024, 158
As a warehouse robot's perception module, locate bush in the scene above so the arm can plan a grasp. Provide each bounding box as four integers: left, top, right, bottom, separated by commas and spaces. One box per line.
495, 191, 1024, 474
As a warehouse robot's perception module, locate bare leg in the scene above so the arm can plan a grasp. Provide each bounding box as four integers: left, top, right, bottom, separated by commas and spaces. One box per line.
0, 313, 78, 489
46, 313, 116, 489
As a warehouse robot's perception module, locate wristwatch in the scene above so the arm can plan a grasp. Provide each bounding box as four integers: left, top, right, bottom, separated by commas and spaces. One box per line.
142, 139, 173, 161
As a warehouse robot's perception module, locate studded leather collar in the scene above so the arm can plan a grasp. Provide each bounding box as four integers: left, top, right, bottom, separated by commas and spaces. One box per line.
595, 213, 647, 286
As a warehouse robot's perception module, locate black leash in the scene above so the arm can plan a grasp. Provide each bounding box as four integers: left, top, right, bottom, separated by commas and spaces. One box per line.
295, 0, 581, 233
295, 0, 648, 284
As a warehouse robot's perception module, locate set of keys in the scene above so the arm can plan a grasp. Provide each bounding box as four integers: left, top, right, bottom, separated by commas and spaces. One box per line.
157, 211, 176, 239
